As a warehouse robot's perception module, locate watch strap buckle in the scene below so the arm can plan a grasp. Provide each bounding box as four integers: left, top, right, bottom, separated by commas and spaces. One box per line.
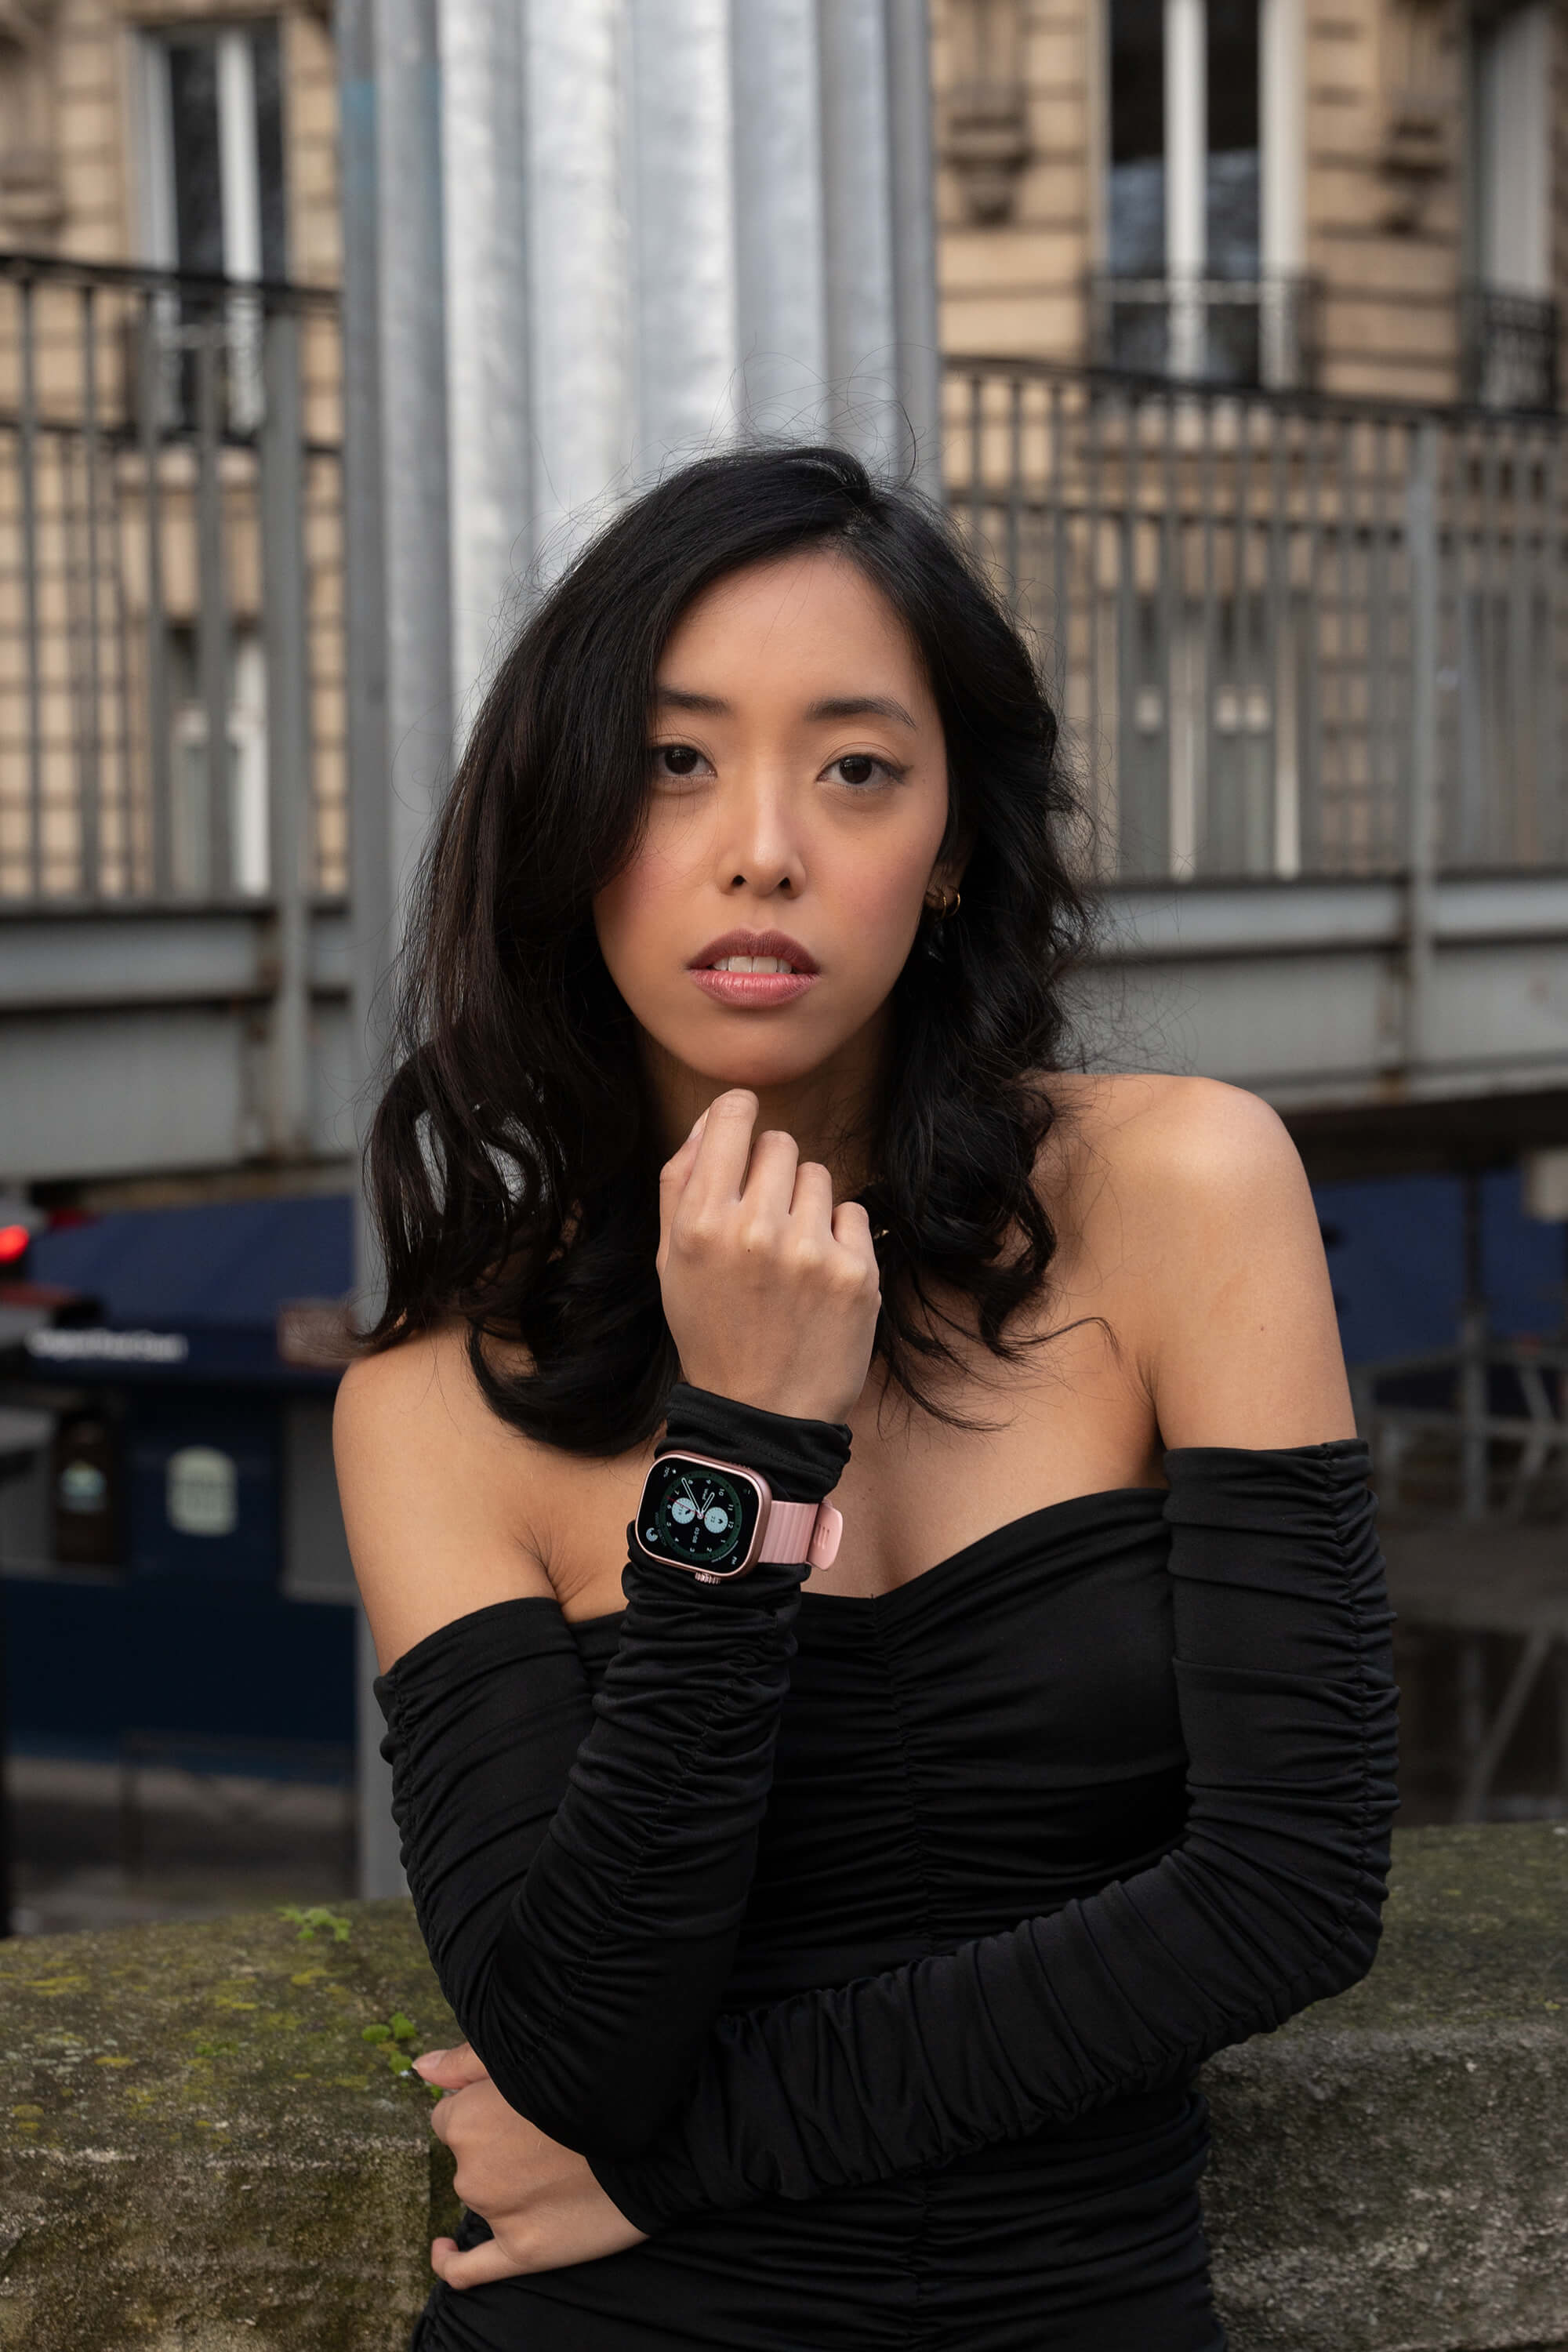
758, 1497, 843, 1571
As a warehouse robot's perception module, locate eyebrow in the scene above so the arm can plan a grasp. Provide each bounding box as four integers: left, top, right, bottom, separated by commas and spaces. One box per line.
805, 694, 918, 729
652, 686, 919, 730
652, 687, 729, 715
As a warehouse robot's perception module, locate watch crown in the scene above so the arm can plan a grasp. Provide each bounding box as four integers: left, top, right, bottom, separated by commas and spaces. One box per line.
695, 1570, 718, 1584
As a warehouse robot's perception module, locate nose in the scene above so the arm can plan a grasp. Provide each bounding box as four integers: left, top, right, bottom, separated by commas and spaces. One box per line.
713, 770, 805, 899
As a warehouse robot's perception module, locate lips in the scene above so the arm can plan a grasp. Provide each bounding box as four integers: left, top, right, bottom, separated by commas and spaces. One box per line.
688, 927, 820, 1009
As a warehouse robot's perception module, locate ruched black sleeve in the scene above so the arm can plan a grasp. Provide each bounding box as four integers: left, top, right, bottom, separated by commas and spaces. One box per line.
590, 1440, 1399, 2228
373, 1384, 849, 2159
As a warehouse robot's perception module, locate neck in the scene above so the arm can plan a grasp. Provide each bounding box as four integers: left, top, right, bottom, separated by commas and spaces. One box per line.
641, 1013, 889, 1198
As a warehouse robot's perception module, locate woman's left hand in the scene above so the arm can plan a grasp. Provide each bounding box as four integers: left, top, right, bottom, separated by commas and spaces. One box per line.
416, 2044, 649, 2285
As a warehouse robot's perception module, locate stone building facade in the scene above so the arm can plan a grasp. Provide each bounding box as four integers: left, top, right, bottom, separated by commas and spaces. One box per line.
2, 0, 1564, 913
932, 0, 1568, 408
1, 0, 337, 289
4, 0, 1563, 415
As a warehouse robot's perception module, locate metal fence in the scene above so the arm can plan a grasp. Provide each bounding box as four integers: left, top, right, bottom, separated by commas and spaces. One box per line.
943, 355, 1568, 883
0, 253, 343, 905
1459, 287, 1560, 416
1086, 271, 1321, 394
8, 294, 1568, 906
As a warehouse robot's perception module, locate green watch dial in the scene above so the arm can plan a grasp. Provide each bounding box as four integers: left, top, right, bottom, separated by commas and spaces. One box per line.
640, 1456, 760, 1573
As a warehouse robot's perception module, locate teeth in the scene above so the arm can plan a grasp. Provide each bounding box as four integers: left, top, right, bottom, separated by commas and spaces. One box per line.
712, 955, 795, 974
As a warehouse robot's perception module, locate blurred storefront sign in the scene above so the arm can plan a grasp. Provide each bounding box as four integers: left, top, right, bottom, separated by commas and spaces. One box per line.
0, 1196, 359, 1781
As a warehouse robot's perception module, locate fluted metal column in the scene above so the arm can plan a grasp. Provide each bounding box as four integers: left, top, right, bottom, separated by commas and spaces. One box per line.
524, 3, 632, 558
440, 0, 532, 702
732, 0, 828, 434
629, 0, 739, 466
376, 0, 453, 902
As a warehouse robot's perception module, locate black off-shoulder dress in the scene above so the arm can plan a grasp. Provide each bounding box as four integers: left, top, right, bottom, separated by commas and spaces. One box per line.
377, 1386, 1398, 2352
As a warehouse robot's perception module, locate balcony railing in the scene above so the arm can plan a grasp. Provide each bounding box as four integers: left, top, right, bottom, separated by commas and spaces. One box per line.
1087, 271, 1321, 393
7, 280, 1568, 915
1460, 285, 1559, 415
0, 253, 343, 906
944, 356, 1568, 882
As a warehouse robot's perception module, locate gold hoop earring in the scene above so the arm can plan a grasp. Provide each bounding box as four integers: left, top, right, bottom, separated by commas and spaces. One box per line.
923, 885, 961, 920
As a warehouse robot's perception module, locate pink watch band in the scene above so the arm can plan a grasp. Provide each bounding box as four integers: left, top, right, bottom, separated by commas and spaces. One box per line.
758, 1498, 843, 1571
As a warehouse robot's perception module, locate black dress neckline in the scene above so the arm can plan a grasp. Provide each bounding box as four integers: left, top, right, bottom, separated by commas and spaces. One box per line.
564, 1481, 1171, 1637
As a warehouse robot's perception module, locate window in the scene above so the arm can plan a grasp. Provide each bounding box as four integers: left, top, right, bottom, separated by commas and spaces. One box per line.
1099, 0, 1307, 385
1109, 0, 1166, 281
140, 22, 287, 285
1205, 0, 1260, 282
136, 26, 284, 898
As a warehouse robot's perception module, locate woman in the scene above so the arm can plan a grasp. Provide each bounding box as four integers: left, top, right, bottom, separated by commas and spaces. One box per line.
336, 445, 1398, 2352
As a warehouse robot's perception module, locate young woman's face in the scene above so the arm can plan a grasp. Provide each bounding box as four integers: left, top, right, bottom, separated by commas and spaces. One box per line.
593, 549, 956, 1099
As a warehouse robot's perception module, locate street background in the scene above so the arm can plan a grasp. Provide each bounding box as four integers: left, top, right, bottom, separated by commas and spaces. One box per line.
4, 0, 1568, 1933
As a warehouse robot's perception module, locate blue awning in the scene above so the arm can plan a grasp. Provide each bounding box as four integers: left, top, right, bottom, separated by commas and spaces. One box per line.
7, 1193, 356, 1391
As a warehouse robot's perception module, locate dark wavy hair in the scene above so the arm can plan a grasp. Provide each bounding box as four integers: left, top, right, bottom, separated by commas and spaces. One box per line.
364, 444, 1094, 1452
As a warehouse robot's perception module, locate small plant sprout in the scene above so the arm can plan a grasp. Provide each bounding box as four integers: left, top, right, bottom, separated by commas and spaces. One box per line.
278, 1905, 352, 1944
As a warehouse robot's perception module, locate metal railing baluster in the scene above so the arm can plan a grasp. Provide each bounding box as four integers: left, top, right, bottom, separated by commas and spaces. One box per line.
1160, 391, 1181, 875
1200, 391, 1217, 875
79, 283, 103, 899
1480, 419, 1502, 866
1004, 373, 1022, 608
1336, 417, 1356, 870
260, 303, 313, 1157
1116, 389, 1141, 871
19, 276, 43, 896
1370, 419, 1391, 866
1544, 429, 1564, 862
1267, 397, 1290, 875
1049, 376, 1067, 708
0, 254, 339, 916
194, 317, 231, 898
1509, 423, 1534, 862
1086, 389, 1105, 854
138, 292, 174, 902
1302, 409, 1323, 874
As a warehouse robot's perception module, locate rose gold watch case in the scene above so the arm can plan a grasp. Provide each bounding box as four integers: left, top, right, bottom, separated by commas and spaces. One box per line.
633, 1450, 775, 1581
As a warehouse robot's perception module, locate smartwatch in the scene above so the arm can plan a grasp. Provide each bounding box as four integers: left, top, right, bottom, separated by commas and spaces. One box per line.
633, 1450, 844, 1584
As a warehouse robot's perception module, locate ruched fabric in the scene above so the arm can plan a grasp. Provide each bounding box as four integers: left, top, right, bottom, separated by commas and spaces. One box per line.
380, 1436, 1398, 2352
376, 1384, 849, 2151
595, 1440, 1398, 2225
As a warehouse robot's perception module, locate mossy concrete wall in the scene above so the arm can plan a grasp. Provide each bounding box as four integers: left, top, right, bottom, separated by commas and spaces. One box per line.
1202, 1824, 1567, 2352
1, 1824, 1563, 2352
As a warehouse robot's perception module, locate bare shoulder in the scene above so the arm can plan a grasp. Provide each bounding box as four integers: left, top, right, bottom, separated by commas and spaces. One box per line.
1040, 1070, 1350, 1448
335, 1321, 540, 1519
335, 1323, 558, 1668
1044, 1069, 1307, 1232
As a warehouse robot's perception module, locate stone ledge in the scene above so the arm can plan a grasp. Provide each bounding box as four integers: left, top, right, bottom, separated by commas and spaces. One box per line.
0, 1825, 1563, 2352
0, 1897, 460, 2352
1203, 1822, 1568, 2352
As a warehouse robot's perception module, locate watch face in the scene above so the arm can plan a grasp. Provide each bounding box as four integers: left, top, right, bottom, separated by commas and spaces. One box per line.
640, 1456, 761, 1574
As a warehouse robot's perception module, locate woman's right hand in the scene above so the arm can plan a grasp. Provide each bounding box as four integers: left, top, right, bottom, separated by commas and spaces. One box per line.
657, 1090, 880, 1425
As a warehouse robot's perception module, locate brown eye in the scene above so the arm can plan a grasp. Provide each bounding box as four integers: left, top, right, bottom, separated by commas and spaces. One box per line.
829, 753, 892, 789
655, 744, 703, 776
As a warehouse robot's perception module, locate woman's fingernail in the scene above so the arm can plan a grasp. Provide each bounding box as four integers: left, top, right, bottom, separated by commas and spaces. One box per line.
413, 2049, 447, 2073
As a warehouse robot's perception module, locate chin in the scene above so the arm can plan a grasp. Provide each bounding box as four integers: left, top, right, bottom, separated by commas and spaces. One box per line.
671, 1025, 844, 1094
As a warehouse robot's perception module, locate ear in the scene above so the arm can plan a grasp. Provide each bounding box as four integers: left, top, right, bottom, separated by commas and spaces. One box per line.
925, 851, 967, 896
928, 804, 974, 897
